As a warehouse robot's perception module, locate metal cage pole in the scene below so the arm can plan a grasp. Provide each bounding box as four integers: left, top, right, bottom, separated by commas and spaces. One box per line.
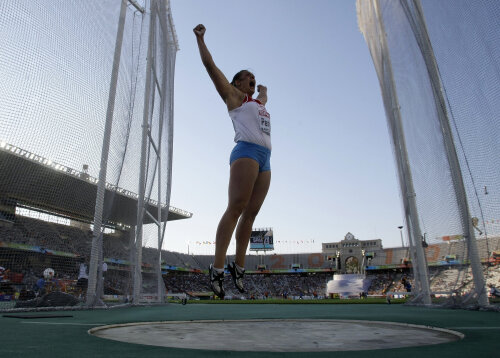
403, 0, 488, 306
133, 0, 157, 303
157, 0, 179, 303
156, 5, 165, 303
86, 0, 128, 306
373, 0, 432, 305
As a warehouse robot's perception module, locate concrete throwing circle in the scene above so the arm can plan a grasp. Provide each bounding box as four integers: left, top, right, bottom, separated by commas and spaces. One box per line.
89, 319, 463, 352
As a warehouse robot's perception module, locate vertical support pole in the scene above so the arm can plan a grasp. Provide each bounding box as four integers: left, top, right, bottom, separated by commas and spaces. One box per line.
155, 0, 179, 303
374, 0, 432, 304
161, 59, 175, 297
87, 0, 127, 306
156, 182, 164, 303
128, 226, 136, 300
133, 0, 157, 303
155, 2, 167, 302
405, 0, 488, 306
156, 53, 164, 304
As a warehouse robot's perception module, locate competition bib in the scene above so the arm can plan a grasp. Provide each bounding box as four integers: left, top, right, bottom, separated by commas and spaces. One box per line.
258, 105, 271, 135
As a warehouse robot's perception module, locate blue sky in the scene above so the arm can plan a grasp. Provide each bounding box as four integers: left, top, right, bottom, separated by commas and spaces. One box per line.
164, 0, 404, 255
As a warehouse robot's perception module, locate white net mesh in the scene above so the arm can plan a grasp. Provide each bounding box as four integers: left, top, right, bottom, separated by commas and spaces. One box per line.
357, 0, 499, 307
0, 0, 184, 310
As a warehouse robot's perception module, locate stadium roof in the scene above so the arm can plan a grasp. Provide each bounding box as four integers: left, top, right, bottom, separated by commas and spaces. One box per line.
0, 142, 192, 226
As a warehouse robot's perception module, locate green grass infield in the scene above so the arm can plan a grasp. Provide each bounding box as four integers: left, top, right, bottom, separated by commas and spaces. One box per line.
170, 298, 407, 304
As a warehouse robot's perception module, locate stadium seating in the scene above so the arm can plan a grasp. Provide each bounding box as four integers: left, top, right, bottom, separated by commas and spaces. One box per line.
1, 215, 499, 302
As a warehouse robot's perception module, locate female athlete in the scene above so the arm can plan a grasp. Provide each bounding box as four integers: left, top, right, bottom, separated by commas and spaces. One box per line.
194, 24, 272, 298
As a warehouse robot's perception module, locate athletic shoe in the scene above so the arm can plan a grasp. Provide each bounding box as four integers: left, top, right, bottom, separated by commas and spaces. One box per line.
228, 261, 245, 293
209, 264, 225, 299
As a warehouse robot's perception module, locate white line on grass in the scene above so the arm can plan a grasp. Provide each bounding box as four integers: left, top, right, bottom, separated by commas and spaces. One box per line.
20, 321, 107, 326
448, 327, 500, 330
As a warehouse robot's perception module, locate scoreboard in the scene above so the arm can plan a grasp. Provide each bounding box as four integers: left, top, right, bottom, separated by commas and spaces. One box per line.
249, 228, 274, 251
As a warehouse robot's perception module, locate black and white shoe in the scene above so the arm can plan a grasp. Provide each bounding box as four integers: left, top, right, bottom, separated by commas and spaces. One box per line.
228, 261, 245, 293
209, 264, 225, 299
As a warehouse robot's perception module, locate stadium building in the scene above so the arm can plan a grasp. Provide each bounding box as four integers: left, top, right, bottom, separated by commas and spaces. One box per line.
0, 143, 192, 308
322, 232, 382, 273
1, 143, 498, 308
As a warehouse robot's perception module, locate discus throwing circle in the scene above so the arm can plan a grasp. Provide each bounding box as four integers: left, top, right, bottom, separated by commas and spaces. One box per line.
89, 319, 463, 352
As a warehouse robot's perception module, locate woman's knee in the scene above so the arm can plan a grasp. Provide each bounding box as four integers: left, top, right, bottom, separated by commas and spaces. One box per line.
241, 207, 260, 222
226, 200, 248, 218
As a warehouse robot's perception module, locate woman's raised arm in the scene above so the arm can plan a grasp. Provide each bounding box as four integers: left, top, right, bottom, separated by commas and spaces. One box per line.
194, 24, 239, 105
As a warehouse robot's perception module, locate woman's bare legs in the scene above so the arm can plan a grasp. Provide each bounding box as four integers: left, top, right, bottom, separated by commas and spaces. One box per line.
213, 158, 260, 269
234, 170, 271, 267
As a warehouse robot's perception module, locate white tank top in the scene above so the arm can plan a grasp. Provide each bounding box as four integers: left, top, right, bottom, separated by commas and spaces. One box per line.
229, 94, 271, 150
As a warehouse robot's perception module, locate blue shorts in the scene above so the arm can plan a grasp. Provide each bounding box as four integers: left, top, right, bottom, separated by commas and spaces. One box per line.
230, 141, 271, 172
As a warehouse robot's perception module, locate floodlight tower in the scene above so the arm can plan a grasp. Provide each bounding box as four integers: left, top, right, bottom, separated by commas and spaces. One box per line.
398, 226, 404, 247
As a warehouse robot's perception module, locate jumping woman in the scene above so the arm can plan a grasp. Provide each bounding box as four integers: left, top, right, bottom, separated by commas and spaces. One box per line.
194, 24, 272, 298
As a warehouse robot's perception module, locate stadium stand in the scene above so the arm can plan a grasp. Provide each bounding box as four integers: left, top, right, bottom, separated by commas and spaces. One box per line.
162, 271, 332, 299
1, 213, 499, 305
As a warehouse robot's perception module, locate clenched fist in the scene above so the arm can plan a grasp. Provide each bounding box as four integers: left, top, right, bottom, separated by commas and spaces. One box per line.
193, 24, 206, 38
